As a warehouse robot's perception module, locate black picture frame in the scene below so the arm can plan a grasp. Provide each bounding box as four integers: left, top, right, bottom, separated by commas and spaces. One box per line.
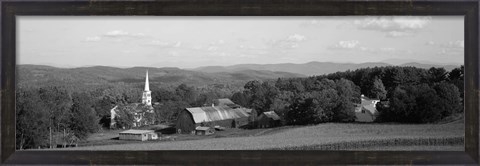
1, 0, 478, 165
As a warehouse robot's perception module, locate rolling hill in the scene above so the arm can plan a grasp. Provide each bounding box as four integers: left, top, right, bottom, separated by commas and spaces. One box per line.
17, 61, 460, 89
17, 65, 305, 88
193, 61, 459, 76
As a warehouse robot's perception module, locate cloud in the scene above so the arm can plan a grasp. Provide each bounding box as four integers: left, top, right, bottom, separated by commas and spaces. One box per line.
447, 40, 464, 48
299, 19, 325, 28
85, 36, 101, 42
354, 16, 432, 37
146, 40, 183, 48
267, 34, 307, 49
425, 40, 464, 49
425, 41, 436, 45
287, 34, 307, 42
386, 31, 413, 38
174, 41, 182, 48
207, 46, 218, 51
105, 30, 128, 37
354, 16, 431, 31
435, 40, 464, 55
329, 40, 405, 55
330, 40, 360, 49
103, 30, 146, 38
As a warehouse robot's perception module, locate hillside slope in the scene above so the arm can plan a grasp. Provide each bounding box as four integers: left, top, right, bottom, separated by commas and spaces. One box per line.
17, 65, 304, 88
65, 122, 463, 150
194, 61, 458, 76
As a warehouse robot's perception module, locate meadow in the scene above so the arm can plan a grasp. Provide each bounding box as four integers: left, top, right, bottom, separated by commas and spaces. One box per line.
66, 120, 464, 151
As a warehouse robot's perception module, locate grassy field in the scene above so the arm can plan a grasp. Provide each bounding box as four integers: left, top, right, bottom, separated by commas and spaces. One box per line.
63, 120, 464, 151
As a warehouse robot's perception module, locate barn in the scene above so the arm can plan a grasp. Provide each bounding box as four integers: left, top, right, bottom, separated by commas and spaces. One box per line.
355, 95, 380, 122
119, 129, 158, 141
176, 105, 252, 134
257, 111, 281, 128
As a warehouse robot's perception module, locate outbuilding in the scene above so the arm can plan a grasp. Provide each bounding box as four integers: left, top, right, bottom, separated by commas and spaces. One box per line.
257, 111, 281, 128
195, 126, 215, 135
119, 129, 158, 141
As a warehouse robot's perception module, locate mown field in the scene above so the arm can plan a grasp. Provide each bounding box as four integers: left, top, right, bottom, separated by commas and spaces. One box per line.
62, 120, 464, 151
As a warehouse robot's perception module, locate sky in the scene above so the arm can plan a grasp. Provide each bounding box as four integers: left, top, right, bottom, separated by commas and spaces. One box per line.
17, 16, 464, 69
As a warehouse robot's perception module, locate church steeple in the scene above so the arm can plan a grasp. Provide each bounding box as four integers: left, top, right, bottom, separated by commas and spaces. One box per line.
142, 70, 152, 106
144, 70, 150, 91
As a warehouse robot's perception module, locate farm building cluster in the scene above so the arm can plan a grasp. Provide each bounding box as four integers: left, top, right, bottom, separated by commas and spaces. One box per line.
176, 98, 255, 134
113, 70, 383, 140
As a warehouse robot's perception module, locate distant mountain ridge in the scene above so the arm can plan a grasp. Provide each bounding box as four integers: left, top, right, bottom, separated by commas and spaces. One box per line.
17, 65, 304, 88
193, 61, 459, 76
18, 61, 460, 88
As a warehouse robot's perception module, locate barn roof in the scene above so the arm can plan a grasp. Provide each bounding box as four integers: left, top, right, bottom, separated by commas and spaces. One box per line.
185, 106, 251, 123
262, 111, 281, 120
120, 129, 154, 134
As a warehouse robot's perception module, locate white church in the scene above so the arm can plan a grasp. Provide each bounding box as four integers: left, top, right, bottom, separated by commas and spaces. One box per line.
110, 70, 155, 128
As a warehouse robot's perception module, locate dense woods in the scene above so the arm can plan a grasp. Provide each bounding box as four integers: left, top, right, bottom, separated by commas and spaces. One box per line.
323, 66, 464, 123
15, 65, 463, 149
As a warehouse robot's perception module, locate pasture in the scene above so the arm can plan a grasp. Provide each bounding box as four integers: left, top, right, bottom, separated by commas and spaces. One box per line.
67, 121, 464, 150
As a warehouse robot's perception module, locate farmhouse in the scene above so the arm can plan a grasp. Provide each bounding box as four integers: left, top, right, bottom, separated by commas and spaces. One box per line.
119, 129, 158, 141
355, 95, 380, 122
110, 70, 155, 128
257, 111, 281, 128
176, 104, 253, 134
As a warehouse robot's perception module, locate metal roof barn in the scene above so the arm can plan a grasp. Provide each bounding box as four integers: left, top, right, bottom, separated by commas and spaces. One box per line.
176, 105, 252, 134
186, 106, 250, 123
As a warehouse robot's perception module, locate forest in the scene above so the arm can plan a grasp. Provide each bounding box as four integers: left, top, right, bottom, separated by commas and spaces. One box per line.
15, 65, 463, 149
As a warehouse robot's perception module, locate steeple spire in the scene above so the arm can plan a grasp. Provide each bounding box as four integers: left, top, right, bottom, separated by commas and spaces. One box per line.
144, 70, 150, 91
142, 70, 152, 106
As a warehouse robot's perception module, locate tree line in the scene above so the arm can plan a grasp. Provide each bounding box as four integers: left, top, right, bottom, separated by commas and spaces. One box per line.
231, 77, 361, 125
16, 82, 237, 149
231, 65, 463, 125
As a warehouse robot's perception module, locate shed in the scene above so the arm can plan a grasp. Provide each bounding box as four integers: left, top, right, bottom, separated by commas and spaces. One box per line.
257, 111, 281, 128
195, 126, 215, 135
176, 105, 252, 134
119, 129, 158, 141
